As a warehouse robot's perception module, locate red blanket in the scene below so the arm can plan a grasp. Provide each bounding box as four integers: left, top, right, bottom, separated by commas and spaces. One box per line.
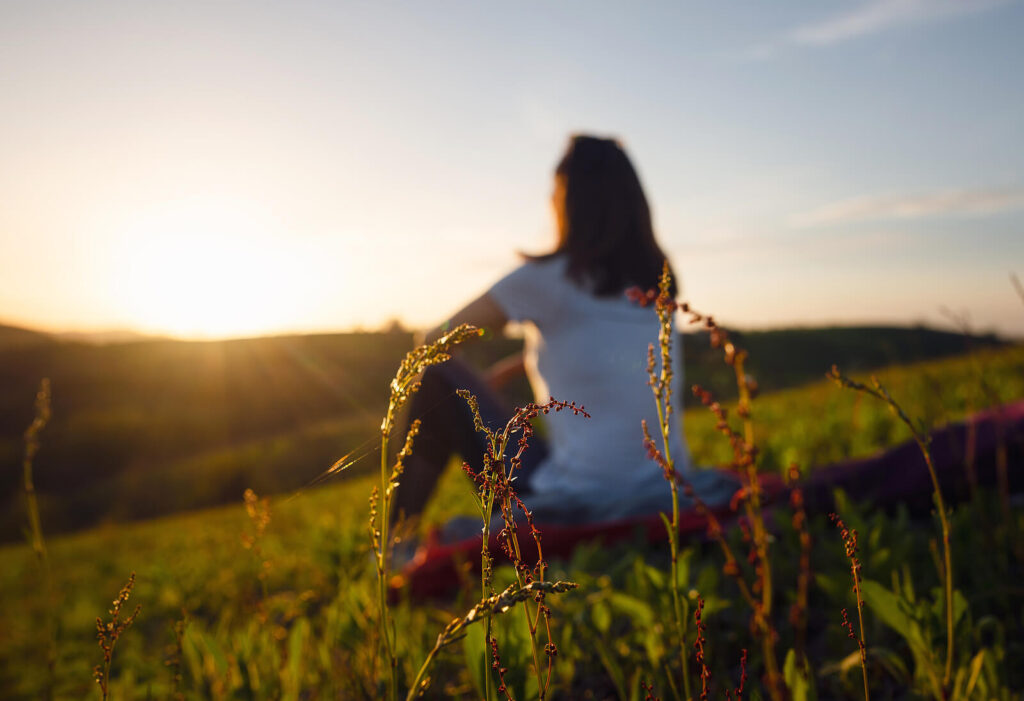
396, 399, 1024, 600
396, 473, 785, 599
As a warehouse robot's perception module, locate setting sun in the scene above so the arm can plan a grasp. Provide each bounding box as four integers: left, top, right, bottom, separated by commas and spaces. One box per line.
113, 198, 302, 338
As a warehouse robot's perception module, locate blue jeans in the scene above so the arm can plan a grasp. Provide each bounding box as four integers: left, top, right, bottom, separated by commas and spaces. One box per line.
391, 357, 548, 523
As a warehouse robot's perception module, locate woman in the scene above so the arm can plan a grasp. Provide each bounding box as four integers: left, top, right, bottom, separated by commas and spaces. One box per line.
393, 135, 739, 529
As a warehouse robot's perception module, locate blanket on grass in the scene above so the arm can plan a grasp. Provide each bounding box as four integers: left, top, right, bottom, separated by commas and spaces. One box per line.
396, 399, 1024, 600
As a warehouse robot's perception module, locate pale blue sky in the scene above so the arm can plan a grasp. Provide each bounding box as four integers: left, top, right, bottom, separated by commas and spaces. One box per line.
1, 0, 1022, 338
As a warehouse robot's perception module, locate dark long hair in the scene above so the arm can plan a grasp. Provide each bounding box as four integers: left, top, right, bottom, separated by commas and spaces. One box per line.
527, 134, 676, 297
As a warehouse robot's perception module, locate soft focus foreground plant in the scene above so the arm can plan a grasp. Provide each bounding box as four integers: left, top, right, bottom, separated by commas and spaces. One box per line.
830, 512, 869, 700
22, 378, 56, 700
439, 392, 586, 700
407, 580, 578, 700
785, 463, 814, 695
829, 367, 955, 697
635, 264, 693, 700
631, 264, 783, 699
370, 323, 483, 699
93, 572, 141, 701
241, 488, 272, 617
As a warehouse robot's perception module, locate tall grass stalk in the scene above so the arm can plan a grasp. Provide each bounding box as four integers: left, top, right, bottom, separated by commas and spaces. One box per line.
829, 367, 955, 695
406, 580, 577, 700
634, 266, 782, 699
787, 465, 812, 672
722, 338, 782, 698
831, 512, 870, 701
93, 572, 141, 701
241, 488, 272, 615
22, 378, 55, 700
370, 324, 482, 700
641, 264, 692, 700
404, 392, 582, 699
457, 391, 586, 699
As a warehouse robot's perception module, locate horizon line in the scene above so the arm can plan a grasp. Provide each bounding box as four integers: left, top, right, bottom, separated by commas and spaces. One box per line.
2, 317, 1018, 346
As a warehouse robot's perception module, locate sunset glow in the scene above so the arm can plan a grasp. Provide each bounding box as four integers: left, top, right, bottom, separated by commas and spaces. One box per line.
1, 2, 1022, 339
113, 200, 301, 338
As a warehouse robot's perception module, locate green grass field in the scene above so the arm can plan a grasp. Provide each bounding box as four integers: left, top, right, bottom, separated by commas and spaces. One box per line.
3, 344, 1023, 699
0, 324, 1002, 541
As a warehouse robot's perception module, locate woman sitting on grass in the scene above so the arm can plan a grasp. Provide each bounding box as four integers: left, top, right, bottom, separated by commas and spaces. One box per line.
393, 135, 739, 531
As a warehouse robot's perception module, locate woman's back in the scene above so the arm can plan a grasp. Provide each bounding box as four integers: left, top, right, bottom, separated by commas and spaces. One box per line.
489, 255, 689, 504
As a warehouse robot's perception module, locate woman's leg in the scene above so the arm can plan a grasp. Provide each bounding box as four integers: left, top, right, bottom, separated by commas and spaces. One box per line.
391, 357, 548, 524
800, 401, 1024, 515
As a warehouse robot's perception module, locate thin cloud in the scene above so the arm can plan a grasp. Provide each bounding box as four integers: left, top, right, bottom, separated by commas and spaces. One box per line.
790, 0, 1006, 46
746, 0, 1009, 59
791, 187, 1024, 228
683, 228, 920, 257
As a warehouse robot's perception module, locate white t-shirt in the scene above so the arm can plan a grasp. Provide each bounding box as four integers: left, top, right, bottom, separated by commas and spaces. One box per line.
488, 256, 693, 516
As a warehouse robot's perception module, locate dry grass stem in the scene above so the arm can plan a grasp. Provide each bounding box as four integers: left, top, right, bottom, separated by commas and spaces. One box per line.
828, 367, 954, 694
93, 572, 141, 701
371, 323, 482, 700
406, 581, 577, 700
22, 378, 57, 700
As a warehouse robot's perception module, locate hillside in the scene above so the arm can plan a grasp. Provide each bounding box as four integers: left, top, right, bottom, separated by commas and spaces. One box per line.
0, 330, 415, 538
2, 345, 1023, 699
682, 324, 1003, 403
0, 323, 1004, 540
0, 323, 55, 351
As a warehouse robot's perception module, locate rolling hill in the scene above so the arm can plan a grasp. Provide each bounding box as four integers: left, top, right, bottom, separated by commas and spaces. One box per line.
0, 322, 1003, 539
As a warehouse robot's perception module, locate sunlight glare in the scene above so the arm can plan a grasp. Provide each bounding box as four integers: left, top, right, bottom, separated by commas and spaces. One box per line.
115, 198, 300, 338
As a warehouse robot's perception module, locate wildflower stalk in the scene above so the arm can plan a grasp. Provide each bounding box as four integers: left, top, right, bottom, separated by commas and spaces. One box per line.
241, 488, 271, 616
787, 465, 812, 671
829, 367, 954, 693
457, 391, 586, 700
633, 265, 781, 699
166, 614, 188, 701
694, 596, 710, 700
406, 580, 577, 700
370, 324, 482, 700
23, 378, 56, 700
831, 513, 870, 701
478, 448, 498, 701
726, 345, 781, 698
93, 572, 141, 701
642, 263, 692, 700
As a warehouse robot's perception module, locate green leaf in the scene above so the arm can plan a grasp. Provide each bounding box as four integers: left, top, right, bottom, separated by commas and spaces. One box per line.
642, 627, 666, 668
867, 646, 910, 682
644, 564, 666, 588
200, 631, 229, 676
285, 619, 310, 701
929, 587, 969, 627
659, 512, 677, 553
607, 591, 655, 627
463, 624, 488, 699
592, 635, 628, 700
783, 648, 817, 701
964, 649, 986, 698
860, 580, 929, 656
592, 600, 612, 633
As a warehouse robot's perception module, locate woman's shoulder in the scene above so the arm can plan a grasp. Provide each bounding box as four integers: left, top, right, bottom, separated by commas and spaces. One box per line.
515, 253, 568, 276
493, 255, 569, 291
488, 255, 570, 323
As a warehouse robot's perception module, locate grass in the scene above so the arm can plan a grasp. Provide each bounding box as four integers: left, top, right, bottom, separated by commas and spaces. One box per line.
1, 341, 1022, 699
0, 324, 1000, 540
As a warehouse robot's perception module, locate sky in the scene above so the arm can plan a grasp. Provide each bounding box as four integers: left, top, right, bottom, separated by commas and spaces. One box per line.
1, 0, 1022, 339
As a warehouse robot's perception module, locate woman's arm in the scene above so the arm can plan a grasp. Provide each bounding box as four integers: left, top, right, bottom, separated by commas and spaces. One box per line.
483, 352, 526, 391
420, 292, 509, 346
421, 293, 525, 391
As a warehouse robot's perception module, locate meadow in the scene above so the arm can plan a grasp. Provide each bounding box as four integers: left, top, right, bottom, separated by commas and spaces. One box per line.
2, 323, 1023, 699
0, 323, 1001, 539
